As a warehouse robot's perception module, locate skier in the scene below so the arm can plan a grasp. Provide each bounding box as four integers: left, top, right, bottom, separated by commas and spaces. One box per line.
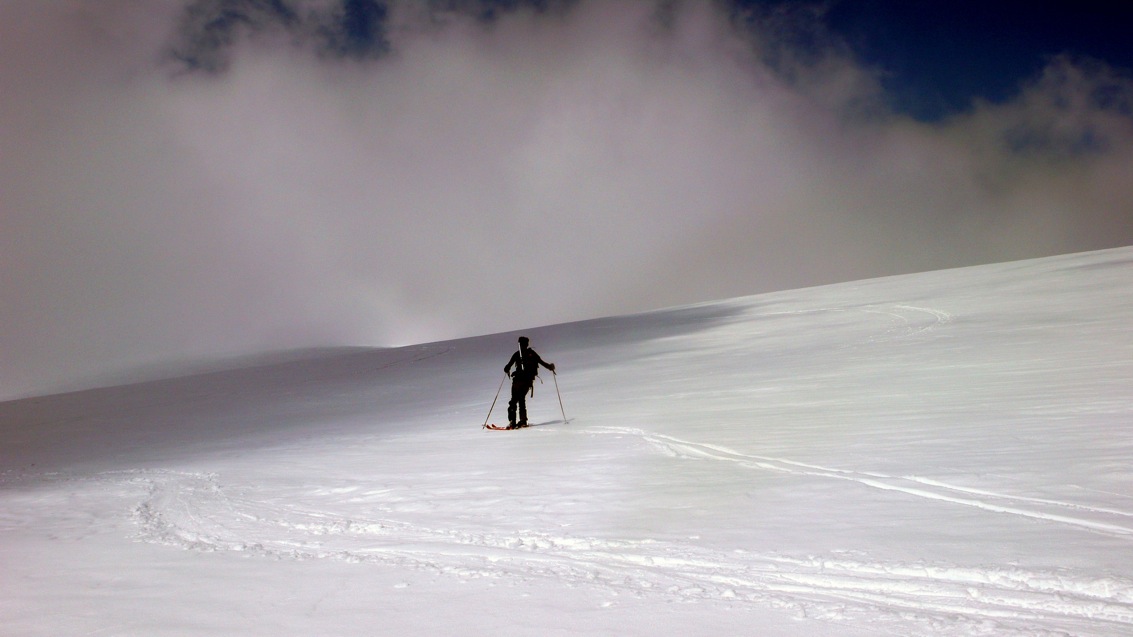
503, 336, 555, 428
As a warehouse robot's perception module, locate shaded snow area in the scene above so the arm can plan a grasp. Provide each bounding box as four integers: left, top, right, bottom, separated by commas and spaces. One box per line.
3, 248, 1133, 636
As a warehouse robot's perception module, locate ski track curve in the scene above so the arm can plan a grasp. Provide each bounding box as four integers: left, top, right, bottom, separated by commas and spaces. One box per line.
863, 304, 954, 341
758, 303, 954, 344
119, 467, 1133, 637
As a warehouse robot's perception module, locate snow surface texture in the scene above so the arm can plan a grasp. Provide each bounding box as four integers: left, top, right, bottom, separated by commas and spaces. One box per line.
2, 247, 1132, 636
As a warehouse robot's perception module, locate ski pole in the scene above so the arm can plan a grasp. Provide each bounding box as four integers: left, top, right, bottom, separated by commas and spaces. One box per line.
482, 372, 507, 428
552, 370, 567, 423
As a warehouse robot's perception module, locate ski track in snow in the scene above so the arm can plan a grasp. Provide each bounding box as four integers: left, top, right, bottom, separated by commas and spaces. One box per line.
114, 453, 1133, 637
863, 304, 955, 340
615, 428, 1133, 539
759, 303, 954, 343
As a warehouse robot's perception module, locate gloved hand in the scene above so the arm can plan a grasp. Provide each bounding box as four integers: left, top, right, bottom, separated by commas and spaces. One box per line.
548, 363, 556, 373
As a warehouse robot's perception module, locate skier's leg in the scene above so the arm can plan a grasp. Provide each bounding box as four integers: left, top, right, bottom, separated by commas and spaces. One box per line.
507, 380, 524, 426
518, 384, 529, 425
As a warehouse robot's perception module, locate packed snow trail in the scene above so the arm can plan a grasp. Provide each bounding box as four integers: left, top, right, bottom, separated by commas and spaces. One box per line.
109, 425, 1133, 637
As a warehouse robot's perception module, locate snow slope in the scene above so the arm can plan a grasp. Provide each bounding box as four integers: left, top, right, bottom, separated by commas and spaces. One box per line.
2, 247, 1132, 636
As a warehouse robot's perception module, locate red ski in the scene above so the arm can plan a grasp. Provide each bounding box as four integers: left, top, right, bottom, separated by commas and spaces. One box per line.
485, 423, 528, 430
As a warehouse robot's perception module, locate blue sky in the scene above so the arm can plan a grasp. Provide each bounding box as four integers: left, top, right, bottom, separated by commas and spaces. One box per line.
810, 0, 1133, 119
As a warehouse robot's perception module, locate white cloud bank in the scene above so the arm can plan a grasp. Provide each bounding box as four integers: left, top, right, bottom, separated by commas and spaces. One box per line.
1, 0, 1131, 397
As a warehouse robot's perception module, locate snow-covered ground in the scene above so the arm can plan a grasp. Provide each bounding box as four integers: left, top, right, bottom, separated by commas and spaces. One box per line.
2, 247, 1132, 636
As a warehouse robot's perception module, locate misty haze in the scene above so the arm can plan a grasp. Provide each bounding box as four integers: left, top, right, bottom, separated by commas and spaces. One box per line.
2, 1, 1131, 397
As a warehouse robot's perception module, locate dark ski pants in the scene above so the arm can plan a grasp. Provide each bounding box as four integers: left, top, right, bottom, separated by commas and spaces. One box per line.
508, 379, 532, 425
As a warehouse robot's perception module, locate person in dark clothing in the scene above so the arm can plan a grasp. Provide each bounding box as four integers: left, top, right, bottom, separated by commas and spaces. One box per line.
504, 336, 555, 428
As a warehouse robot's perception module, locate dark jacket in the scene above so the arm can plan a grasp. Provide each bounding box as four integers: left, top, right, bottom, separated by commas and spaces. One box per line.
505, 347, 552, 385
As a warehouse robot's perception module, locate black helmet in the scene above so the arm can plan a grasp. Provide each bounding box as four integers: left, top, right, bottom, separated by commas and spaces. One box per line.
518, 336, 530, 346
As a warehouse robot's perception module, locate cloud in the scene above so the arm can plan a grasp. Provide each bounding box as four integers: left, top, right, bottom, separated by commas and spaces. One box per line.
1, 0, 1131, 398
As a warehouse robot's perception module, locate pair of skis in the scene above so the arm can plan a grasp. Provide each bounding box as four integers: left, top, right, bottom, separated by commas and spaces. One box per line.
485, 423, 529, 431
481, 371, 566, 431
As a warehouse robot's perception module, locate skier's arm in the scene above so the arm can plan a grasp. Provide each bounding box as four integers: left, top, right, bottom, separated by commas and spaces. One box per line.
504, 352, 518, 375
539, 356, 556, 373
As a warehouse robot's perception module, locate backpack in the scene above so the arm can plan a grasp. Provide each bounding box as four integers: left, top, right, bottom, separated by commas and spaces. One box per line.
513, 349, 540, 384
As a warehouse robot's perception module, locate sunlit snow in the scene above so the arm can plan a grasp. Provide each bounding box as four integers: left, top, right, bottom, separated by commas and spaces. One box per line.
2, 247, 1132, 636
